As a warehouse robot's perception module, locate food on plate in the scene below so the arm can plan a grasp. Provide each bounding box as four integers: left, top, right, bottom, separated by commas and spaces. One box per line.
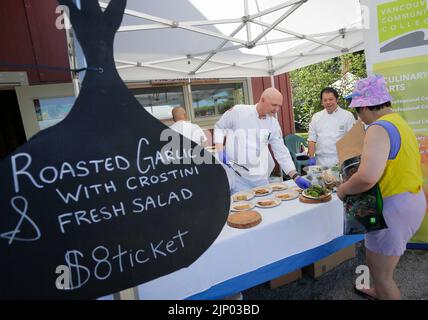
303, 185, 329, 198
257, 200, 275, 206
256, 199, 279, 207
275, 191, 299, 201
276, 193, 291, 200
270, 183, 287, 191
277, 194, 290, 199
232, 191, 255, 202
321, 171, 337, 183
254, 188, 270, 195
233, 203, 252, 210
321, 170, 341, 184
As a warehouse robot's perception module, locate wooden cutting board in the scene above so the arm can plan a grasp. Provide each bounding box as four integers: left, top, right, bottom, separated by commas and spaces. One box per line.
299, 194, 332, 204
227, 210, 262, 229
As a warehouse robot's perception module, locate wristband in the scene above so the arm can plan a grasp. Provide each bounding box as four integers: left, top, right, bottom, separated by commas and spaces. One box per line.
291, 173, 300, 180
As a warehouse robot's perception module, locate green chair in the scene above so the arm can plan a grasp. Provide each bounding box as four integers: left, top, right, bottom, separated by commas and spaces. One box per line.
283, 134, 309, 175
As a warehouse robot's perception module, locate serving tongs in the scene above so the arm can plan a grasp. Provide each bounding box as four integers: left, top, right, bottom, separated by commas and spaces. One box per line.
224, 160, 250, 177
229, 160, 250, 172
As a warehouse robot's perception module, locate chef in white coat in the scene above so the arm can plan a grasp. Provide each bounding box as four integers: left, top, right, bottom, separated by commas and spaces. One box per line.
308, 87, 355, 167
214, 87, 311, 193
170, 106, 208, 146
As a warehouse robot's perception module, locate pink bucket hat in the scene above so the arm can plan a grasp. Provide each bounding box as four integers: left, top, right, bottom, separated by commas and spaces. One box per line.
346, 75, 392, 108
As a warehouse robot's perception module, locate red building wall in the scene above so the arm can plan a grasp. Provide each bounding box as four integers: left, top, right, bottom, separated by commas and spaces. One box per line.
0, 0, 71, 84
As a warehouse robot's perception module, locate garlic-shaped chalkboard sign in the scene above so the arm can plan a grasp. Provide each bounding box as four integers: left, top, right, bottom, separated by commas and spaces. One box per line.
0, 0, 230, 299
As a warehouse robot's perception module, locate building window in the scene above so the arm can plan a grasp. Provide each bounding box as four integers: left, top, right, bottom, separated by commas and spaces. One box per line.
33, 96, 75, 130
131, 86, 185, 125
191, 83, 244, 119
127, 80, 249, 128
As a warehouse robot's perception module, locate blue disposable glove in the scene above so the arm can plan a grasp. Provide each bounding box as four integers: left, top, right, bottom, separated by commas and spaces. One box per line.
217, 150, 229, 165
295, 176, 311, 189
308, 157, 316, 166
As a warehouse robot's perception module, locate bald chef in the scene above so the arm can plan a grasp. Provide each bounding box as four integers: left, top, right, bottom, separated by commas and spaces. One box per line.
214, 87, 311, 193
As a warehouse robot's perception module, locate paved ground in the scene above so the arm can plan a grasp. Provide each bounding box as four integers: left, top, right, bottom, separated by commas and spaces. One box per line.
242, 241, 428, 300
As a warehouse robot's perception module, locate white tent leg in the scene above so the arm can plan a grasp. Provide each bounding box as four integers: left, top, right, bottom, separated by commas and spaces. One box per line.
70, 0, 82, 96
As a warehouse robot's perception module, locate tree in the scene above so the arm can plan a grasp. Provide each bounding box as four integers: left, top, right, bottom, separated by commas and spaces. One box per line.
290, 51, 367, 131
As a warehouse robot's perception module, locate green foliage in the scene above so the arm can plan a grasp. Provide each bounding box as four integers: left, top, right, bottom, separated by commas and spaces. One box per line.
290, 51, 367, 131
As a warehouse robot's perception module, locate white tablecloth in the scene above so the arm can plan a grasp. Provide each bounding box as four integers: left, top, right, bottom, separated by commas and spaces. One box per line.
116, 180, 345, 300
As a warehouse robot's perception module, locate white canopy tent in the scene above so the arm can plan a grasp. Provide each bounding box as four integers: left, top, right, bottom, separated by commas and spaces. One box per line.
95, 0, 365, 82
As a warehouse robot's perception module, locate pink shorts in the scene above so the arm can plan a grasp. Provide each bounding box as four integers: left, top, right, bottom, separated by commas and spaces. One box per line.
365, 190, 426, 256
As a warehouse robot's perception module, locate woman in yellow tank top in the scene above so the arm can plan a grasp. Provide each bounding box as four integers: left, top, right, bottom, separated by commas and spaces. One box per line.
337, 75, 426, 300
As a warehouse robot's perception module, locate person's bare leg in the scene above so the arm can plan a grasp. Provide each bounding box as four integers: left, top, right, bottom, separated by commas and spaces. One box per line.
360, 249, 377, 298
366, 248, 401, 300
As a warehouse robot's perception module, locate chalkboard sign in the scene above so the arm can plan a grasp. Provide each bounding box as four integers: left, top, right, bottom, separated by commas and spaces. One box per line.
0, 0, 230, 299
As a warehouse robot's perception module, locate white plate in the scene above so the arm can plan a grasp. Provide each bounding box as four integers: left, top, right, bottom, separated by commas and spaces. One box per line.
230, 201, 255, 212
290, 186, 303, 193
252, 186, 273, 197
255, 198, 281, 208
301, 189, 331, 200
231, 191, 255, 202
268, 183, 288, 191
275, 191, 299, 201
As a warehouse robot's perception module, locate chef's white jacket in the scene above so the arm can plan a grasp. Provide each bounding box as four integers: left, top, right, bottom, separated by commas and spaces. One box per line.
308, 107, 355, 167
170, 120, 208, 145
214, 105, 296, 192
